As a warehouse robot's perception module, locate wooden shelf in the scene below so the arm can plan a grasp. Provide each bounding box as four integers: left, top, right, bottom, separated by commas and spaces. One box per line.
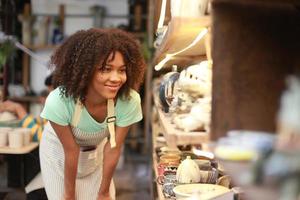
157, 109, 209, 147
154, 16, 211, 67
26, 44, 58, 51
8, 96, 41, 103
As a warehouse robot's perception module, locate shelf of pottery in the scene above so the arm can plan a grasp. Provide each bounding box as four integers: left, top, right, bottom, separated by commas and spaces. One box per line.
151, 62, 236, 199
151, 0, 300, 199
150, 1, 236, 199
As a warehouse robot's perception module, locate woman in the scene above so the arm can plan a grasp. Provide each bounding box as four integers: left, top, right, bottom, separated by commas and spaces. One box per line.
39, 28, 146, 200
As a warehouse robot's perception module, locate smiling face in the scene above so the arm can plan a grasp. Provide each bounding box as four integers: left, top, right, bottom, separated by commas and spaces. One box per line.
87, 51, 127, 102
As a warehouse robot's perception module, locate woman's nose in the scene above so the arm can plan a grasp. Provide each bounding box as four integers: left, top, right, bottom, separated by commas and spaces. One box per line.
109, 71, 122, 82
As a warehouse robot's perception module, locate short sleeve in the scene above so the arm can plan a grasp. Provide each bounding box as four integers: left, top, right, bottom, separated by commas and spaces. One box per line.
116, 90, 143, 127
40, 88, 71, 126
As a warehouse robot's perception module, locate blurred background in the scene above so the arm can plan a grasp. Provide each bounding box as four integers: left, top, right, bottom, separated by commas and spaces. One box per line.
1, 0, 300, 200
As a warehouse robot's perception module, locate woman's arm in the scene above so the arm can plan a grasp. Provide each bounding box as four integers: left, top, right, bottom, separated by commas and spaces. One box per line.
98, 126, 130, 200
50, 121, 80, 200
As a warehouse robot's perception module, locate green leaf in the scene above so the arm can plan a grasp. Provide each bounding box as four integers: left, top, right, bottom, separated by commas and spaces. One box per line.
0, 40, 15, 69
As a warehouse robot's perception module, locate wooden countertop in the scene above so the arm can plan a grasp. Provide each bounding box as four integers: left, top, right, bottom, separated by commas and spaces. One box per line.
0, 142, 39, 154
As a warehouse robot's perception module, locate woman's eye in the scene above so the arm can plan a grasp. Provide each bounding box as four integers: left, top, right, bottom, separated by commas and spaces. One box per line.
119, 68, 126, 73
100, 67, 111, 72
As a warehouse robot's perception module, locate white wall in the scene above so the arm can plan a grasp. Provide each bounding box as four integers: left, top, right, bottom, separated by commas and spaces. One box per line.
31, 0, 128, 34
30, 0, 129, 95
30, 50, 52, 94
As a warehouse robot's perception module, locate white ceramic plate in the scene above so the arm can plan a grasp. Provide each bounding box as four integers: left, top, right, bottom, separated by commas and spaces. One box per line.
173, 183, 231, 199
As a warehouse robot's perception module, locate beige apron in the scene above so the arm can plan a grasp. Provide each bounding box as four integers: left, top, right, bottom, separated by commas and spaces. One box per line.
40, 99, 116, 200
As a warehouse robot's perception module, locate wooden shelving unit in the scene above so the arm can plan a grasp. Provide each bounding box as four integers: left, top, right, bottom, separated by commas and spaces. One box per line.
151, 82, 210, 199
156, 108, 209, 147
152, 79, 209, 148
150, 4, 212, 199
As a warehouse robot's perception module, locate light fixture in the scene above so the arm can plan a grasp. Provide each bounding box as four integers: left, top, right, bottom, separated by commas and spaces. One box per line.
157, 0, 167, 32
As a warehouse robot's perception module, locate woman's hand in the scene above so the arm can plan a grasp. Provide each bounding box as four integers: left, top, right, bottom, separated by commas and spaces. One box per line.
97, 192, 111, 200
0, 100, 18, 113
0, 100, 27, 119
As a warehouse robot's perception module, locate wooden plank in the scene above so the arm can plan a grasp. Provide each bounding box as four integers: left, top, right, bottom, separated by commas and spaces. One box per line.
59, 4, 65, 35
27, 44, 58, 51
8, 96, 40, 103
22, 53, 30, 91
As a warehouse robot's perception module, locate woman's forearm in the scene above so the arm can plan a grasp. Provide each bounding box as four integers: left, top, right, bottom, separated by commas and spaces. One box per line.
14, 103, 27, 119
98, 142, 121, 195
64, 147, 80, 198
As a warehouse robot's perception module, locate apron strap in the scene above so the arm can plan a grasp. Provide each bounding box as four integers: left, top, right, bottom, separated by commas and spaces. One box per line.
72, 100, 83, 126
107, 99, 116, 148
71, 99, 116, 148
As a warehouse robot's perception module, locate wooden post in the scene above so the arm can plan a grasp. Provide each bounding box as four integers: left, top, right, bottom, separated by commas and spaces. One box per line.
21, 3, 31, 92
22, 53, 30, 93
59, 4, 65, 36
211, 0, 300, 140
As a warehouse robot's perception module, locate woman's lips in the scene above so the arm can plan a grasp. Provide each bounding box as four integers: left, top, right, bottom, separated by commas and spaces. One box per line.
105, 85, 120, 91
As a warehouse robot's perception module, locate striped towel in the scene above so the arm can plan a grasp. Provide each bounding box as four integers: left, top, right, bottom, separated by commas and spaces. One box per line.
20, 114, 47, 142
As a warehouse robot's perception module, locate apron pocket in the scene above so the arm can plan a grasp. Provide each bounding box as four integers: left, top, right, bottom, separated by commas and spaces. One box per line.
77, 147, 99, 178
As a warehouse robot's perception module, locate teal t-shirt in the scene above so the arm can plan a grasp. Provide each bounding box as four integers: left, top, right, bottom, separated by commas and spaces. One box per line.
40, 87, 143, 133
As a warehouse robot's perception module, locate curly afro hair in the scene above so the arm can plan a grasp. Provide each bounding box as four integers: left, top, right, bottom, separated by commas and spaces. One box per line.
50, 28, 146, 103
